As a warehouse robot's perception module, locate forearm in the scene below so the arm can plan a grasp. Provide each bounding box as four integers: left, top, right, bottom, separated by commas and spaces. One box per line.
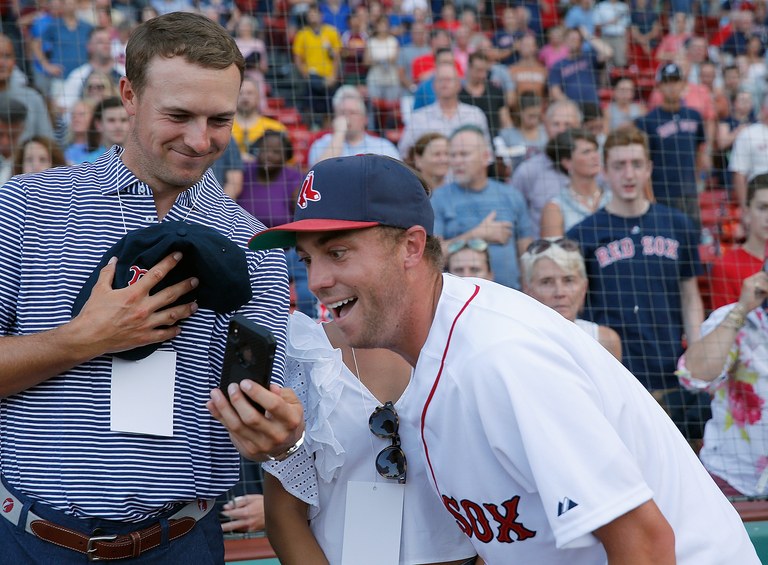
733, 172, 748, 209
316, 132, 346, 162
0, 321, 102, 397
594, 500, 675, 565
682, 320, 739, 382
681, 278, 704, 343
540, 202, 564, 238
549, 85, 566, 101
587, 36, 613, 60
263, 473, 329, 565
294, 56, 308, 77
223, 170, 243, 199
716, 127, 736, 151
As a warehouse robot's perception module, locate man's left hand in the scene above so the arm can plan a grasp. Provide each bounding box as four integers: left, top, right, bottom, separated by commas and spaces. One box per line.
207, 381, 304, 461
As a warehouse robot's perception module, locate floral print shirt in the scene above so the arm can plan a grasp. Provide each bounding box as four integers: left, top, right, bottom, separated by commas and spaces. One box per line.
677, 304, 768, 496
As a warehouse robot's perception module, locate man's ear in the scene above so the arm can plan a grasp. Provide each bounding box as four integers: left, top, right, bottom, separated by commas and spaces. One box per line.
119, 77, 137, 118
403, 225, 428, 269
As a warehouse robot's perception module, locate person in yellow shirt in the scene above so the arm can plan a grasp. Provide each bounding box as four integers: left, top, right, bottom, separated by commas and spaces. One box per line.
232, 76, 286, 159
292, 4, 342, 128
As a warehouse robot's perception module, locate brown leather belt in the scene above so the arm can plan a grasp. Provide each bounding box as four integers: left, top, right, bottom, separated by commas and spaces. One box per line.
30, 516, 197, 561
0, 480, 215, 561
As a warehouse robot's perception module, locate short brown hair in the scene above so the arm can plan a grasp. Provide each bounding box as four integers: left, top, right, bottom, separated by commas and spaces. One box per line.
125, 12, 244, 96
603, 126, 650, 164
547, 128, 598, 173
747, 173, 768, 206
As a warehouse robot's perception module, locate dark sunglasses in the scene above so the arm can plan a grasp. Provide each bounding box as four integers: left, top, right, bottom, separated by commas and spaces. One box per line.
447, 238, 489, 255
525, 237, 581, 255
369, 401, 407, 484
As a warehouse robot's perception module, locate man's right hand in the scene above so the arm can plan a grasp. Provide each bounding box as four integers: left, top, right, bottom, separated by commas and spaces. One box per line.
331, 116, 348, 136
71, 251, 199, 357
475, 211, 513, 244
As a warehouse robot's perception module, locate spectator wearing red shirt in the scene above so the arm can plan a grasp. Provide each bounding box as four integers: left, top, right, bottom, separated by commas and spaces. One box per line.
433, 2, 460, 33
708, 174, 768, 309
411, 28, 463, 84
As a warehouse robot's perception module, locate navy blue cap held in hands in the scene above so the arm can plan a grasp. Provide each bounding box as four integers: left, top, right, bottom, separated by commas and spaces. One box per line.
248, 154, 434, 250
71, 221, 253, 361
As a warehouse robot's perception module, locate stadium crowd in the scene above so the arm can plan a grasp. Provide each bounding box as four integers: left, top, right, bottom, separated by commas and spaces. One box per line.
3, 0, 768, 544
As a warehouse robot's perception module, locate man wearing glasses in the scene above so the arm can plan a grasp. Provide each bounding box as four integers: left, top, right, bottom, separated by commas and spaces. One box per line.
249, 153, 758, 564
431, 124, 533, 289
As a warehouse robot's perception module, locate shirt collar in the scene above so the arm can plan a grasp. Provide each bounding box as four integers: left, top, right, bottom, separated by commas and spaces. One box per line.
95, 146, 220, 218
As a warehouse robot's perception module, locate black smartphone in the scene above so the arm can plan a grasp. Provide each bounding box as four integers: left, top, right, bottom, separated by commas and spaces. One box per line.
219, 314, 276, 413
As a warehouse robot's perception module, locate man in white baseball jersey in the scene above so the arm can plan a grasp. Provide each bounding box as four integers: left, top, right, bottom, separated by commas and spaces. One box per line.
249, 154, 759, 564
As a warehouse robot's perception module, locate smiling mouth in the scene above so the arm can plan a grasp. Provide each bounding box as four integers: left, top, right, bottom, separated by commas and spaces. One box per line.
327, 296, 358, 319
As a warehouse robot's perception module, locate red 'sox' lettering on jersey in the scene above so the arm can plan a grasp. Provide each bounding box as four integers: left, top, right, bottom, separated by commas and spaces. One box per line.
442, 495, 536, 544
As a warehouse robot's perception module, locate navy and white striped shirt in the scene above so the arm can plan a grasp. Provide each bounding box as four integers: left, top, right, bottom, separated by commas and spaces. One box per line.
0, 147, 289, 522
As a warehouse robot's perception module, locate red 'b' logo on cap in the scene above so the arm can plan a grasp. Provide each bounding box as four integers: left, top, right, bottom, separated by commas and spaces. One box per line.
296, 170, 321, 209
2, 497, 13, 513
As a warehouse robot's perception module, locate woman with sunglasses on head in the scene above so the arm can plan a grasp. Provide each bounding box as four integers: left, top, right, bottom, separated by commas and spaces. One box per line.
540, 128, 610, 238
444, 238, 494, 281
521, 238, 622, 361
262, 311, 478, 565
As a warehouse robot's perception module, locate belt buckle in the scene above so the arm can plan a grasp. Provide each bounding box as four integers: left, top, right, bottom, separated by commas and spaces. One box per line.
86, 532, 118, 562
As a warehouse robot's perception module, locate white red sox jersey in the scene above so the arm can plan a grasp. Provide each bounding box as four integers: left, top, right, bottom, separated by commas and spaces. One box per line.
400, 274, 758, 564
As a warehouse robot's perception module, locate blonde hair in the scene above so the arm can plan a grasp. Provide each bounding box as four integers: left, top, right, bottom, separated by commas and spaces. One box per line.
520, 239, 587, 287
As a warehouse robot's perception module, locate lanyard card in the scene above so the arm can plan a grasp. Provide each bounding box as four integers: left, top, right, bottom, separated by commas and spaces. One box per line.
111, 350, 176, 437
341, 480, 405, 565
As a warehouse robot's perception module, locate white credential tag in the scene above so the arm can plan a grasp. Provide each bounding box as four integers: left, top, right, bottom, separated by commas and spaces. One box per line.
110, 350, 176, 437
341, 480, 405, 565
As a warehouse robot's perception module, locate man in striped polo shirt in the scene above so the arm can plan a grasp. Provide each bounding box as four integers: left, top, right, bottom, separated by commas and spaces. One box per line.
0, 12, 302, 563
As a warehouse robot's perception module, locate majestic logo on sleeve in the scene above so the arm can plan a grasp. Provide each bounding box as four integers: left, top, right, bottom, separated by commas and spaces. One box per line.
557, 497, 578, 517
442, 495, 536, 544
296, 170, 321, 209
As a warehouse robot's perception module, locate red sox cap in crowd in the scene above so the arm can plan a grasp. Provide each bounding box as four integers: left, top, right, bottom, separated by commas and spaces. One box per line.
72, 221, 253, 360
248, 154, 434, 250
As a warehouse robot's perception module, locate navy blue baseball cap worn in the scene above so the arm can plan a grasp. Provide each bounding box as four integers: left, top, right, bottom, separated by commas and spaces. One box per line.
658, 63, 683, 82
72, 221, 253, 361
248, 154, 434, 250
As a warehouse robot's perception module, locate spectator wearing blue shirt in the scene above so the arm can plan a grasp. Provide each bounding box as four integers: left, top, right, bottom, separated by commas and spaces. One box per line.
722, 9, 754, 59
630, 0, 661, 56
565, 0, 597, 37
27, 0, 59, 97
321, 0, 351, 34
40, 0, 93, 84
548, 27, 613, 107
635, 63, 710, 227
411, 47, 454, 110
431, 125, 534, 289
492, 6, 527, 65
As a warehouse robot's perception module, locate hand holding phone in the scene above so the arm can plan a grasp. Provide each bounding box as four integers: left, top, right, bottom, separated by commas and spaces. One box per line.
219, 315, 276, 413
